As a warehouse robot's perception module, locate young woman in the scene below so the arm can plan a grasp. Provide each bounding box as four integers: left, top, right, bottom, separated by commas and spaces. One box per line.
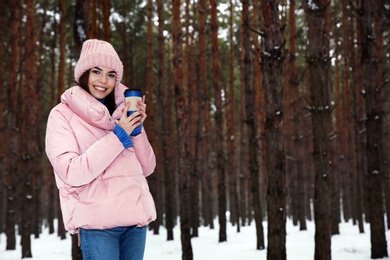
45, 39, 156, 260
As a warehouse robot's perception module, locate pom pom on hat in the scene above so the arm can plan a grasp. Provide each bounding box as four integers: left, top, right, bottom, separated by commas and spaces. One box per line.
74, 39, 123, 87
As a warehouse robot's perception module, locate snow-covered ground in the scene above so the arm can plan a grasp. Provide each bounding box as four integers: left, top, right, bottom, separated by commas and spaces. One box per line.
1, 218, 389, 259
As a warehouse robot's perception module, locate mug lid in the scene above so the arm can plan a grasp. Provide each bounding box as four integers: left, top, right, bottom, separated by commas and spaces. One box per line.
124, 88, 143, 97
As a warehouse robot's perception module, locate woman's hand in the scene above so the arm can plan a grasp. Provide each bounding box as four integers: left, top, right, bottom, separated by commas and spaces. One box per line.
118, 96, 147, 135
136, 96, 147, 124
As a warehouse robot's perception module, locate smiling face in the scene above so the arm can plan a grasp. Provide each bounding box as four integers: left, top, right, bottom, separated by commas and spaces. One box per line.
87, 66, 117, 99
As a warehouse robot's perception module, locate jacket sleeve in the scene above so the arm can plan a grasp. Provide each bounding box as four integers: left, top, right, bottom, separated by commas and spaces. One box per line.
45, 108, 125, 187
132, 130, 156, 177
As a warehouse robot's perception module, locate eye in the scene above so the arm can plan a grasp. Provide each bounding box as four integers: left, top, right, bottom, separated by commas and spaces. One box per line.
108, 73, 116, 78
91, 69, 100, 75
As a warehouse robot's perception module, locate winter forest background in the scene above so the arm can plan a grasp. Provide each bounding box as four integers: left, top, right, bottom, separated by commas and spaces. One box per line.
0, 0, 389, 259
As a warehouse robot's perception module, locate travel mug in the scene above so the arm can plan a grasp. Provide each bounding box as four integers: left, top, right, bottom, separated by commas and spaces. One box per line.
124, 88, 143, 136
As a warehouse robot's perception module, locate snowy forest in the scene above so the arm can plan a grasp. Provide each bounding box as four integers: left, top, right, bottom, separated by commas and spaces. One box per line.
0, 0, 389, 259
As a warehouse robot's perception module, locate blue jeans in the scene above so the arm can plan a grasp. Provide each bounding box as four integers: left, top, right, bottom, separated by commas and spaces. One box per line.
80, 226, 147, 260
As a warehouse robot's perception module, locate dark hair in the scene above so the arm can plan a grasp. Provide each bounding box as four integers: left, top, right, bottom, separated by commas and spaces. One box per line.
78, 70, 117, 115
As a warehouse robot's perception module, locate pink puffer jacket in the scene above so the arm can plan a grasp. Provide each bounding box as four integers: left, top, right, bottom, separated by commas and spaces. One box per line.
45, 84, 156, 234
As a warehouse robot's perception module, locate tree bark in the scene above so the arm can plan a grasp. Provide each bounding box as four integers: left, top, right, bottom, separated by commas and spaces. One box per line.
101, 0, 111, 41
71, 234, 83, 260
374, 0, 389, 232
88, 0, 98, 39
210, 0, 227, 243
332, 10, 342, 234
185, 0, 200, 239
340, 0, 353, 223
20, 0, 39, 257
251, 0, 267, 234
58, 0, 66, 100
243, 0, 265, 250
284, 0, 296, 227
145, 0, 160, 236
304, 1, 332, 259
238, 0, 250, 228
227, 0, 240, 232
352, 0, 366, 234
74, 0, 88, 53
0, 0, 6, 236
156, 0, 176, 242
260, 0, 286, 258
57, 0, 67, 242
360, 0, 388, 258
197, 0, 213, 230
47, 9, 58, 235
5, 0, 21, 251
172, 0, 193, 259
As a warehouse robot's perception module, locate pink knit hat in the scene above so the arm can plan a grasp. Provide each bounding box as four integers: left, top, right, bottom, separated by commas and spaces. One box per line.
74, 39, 123, 87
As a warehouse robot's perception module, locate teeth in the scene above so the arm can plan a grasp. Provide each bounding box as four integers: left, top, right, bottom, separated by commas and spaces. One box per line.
95, 86, 106, 91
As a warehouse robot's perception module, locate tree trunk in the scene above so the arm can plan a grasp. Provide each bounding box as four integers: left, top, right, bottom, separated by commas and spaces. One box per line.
210, 0, 227, 243
252, 0, 267, 232
73, 0, 88, 53
33, 0, 50, 239
88, 0, 98, 39
260, 0, 286, 258
340, 0, 353, 223
0, 0, 6, 236
304, 1, 332, 259
58, 0, 66, 100
352, 0, 365, 233
156, 0, 175, 242
374, 0, 389, 232
360, 0, 388, 258
20, 1, 39, 257
47, 160, 56, 235
185, 0, 200, 239
227, 0, 240, 233
289, 0, 307, 231
383, 120, 390, 230
172, 0, 193, 259
332, 12, 342, 235
284, 0, 296, 226
101, 0, 111, 41
238, 0, 250, 229
57, 198, 66, 239
197, 0, 213, 230
345, 12, 357, 227
56, 0, 67, 242
243, 0, 265, 250
71, 234, 82, 260
47, 11, 58, 235
5, 0, 21, 251
145, 0, 160, 236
